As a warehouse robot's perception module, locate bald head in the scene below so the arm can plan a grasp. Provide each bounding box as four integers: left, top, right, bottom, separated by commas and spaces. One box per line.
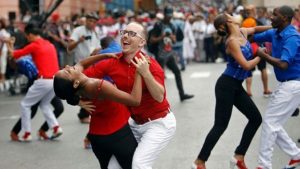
245, 4, 256, 17
127, 22, 147, 40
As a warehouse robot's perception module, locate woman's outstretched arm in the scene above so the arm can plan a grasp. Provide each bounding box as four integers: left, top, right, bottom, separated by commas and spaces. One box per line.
243, 26, 272, 36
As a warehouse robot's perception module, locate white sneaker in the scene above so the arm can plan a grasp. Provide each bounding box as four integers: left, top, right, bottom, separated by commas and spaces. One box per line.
20, 132, 32, 142
50, 126, 63, 140
191, 163, 205, 169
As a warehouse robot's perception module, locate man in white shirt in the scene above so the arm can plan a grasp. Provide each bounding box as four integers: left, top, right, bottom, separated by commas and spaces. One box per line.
68, 12, 101, 63
192, 13, 206, 62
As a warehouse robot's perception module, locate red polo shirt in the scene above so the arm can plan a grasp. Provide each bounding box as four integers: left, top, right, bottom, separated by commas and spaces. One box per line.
84, 53, 170, 121
13, 38, 59, 78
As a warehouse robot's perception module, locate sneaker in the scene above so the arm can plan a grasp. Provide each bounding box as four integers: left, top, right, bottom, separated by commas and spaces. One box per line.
20, 132, 32, 142
292, 108, 299, 117
37, 130, 49, 140
84, 138, 92, 149
191, 163, 206, 169
50, 126, 63, 140
10, 131, 19, 141
180, 94, 194, 102
230, 157, 248, 169
215, 57, 224, 63
263, 91, 272, 98
284, 158, 300, 169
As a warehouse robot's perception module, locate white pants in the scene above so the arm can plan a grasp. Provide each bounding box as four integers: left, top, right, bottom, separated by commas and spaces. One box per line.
0, 44, 7, 74
129, 112, 176, 169
21, 79, 58, 132
258, 81, 300, 169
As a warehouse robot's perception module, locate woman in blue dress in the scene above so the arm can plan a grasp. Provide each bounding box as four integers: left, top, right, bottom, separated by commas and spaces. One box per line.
192, 13, 272, 169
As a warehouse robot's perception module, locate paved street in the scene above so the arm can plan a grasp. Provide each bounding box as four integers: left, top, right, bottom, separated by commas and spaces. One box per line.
0, 63, 299, 169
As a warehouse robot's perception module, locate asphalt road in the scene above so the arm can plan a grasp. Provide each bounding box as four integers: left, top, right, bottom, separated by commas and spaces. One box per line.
0, 63, 299, 169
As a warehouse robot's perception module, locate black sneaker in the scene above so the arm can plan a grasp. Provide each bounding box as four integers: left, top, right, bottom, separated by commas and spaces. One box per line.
180, 94, 194, 102
292, 108, 299, 117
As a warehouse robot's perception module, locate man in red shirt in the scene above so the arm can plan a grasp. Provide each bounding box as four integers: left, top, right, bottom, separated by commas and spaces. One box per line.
78, 22, 176, 169
7, 24, 62, 141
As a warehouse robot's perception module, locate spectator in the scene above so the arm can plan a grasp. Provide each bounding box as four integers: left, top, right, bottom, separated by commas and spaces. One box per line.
0, 18, 10, 83
148, 6, 194, 101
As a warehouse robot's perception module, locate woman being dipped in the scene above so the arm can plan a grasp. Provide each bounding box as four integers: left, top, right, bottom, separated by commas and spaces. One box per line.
192, 13, 271, 169
53, 53, 148, 169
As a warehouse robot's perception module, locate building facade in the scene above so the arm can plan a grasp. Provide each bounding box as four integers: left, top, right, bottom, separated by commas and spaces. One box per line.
0, 0, 298, 21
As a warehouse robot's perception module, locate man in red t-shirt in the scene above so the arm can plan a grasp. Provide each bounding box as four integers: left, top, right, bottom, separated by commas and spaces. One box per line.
7, 24, 62, 141
77, 22, 176, 169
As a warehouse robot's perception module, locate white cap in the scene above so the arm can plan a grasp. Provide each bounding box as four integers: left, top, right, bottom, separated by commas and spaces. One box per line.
156, 13, 164, 20
236, 5, 244, 13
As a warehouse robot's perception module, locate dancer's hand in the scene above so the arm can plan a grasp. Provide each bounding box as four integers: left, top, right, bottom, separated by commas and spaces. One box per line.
79, 100, 95, 114
131, 53, 150, 77
256, 47, 267, 58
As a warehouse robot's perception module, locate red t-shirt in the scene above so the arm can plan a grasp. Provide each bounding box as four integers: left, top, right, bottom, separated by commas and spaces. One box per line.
84, 52, 170, 121
13, 38, 59, 78
84, 70, 130, 135
88, 99, 130, 135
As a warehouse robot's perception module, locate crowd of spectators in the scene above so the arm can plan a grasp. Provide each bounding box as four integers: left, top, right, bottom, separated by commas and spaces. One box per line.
0, 2, 299, 92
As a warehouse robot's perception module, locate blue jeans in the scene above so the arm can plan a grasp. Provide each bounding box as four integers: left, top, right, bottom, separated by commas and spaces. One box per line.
172, 46, 185, 69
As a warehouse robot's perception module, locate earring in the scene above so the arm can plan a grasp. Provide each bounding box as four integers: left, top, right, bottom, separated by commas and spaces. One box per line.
73, 80, 80, 88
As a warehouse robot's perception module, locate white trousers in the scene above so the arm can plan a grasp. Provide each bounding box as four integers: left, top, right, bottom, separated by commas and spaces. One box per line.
258, 80, 300, 169
0, 44, 7, 74
128, 112, 176, 169
21, 79, 58, 132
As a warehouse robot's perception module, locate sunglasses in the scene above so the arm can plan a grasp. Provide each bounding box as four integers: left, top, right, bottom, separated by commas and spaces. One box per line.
120, 30, 144, 39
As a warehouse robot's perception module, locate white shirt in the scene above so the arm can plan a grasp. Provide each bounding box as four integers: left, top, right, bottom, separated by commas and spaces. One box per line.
204, 23, 216, 38
192, 20, 206, 40
70, 25, 101, 63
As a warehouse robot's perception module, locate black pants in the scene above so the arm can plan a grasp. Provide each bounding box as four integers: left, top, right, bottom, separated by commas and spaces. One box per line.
198, 75, 262, 161
88, 124, 137, 169
11, 96, 64, 133
204, 37, 216, 63
78, 108, 90, 119
155, 51, 185, 97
